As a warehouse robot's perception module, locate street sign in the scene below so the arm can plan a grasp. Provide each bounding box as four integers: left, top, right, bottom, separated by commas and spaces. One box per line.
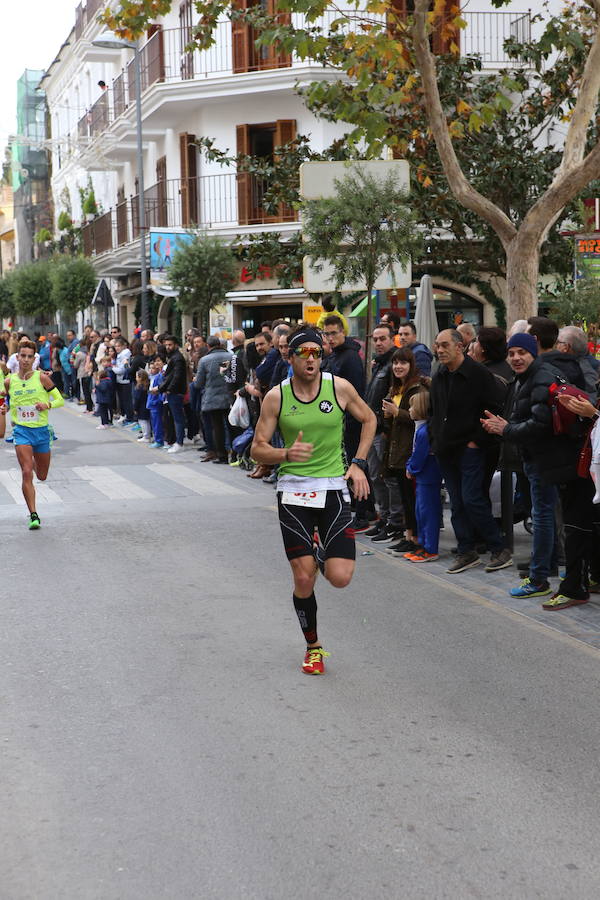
575, 233, 600, 279
302, 256, 412, 293
299, 160, 410, 198
299, 160, 412, 292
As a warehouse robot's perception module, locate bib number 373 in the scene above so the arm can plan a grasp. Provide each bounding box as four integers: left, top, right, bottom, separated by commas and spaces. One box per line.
281, 490, 327, 508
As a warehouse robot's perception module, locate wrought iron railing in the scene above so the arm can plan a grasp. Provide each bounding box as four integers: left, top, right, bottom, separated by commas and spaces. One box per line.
462, 10, 531, 65
80, 173, 297, 258
81, 210, 113, 255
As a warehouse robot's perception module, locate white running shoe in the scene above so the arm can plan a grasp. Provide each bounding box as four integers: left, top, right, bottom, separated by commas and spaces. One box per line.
167, 443, 184, 453
138, 437, 150, 443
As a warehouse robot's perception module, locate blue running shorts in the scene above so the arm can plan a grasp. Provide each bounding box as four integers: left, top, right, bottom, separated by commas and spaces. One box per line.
13, 424, 52, 454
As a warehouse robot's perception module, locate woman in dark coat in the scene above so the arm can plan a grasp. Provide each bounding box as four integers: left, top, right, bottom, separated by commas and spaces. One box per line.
382, 347, 430, 552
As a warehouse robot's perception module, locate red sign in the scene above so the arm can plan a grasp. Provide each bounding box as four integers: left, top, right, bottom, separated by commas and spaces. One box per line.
240, 265, 272, 283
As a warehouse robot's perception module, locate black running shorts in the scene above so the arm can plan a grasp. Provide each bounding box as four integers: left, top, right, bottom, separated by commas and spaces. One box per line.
277, 489, 356, 561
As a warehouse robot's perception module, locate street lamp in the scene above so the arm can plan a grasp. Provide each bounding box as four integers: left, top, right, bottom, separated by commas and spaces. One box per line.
92, 31, 150, 331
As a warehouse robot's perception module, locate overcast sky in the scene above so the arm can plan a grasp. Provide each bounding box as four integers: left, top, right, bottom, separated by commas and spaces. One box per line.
1, 0, 77, 151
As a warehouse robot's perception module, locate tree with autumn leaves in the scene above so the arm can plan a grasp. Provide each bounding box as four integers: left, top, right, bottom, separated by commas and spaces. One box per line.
101, 0, 600, 325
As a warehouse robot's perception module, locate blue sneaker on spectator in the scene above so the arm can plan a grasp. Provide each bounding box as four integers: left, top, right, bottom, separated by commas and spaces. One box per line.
149, 442, 163, 449
510, 578, 552, 598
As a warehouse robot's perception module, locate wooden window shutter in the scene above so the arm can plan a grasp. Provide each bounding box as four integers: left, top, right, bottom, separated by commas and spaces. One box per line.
236, 125, 252, 225
179, 0, 194, 78
180, 132, 198, 226
432, 0, 460, 55
274, 119, 296, 152
387, 2, 459, 54
274, 120, 296, 221
387, 0, 408, 38
156, 156, 167, 228
232, 0, 250, 74
266, 0, 291, 69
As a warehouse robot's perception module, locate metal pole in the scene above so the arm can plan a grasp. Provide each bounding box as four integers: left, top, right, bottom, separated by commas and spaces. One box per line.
134, 44, 150, 331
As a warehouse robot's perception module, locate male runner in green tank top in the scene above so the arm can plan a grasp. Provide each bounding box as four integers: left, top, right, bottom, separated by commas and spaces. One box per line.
252, 326, 376, 674
2, 340, 64, 529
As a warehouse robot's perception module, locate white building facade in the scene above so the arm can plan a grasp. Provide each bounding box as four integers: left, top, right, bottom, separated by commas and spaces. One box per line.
41, 0, 550, 337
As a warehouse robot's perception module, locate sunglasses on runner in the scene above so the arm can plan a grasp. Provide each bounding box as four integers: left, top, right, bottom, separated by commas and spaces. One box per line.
291, 346, 323, 359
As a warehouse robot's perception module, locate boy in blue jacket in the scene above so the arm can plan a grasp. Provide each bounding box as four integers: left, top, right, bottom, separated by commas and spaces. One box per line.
147, 357, 165, 448
94, 365, 115, 428
405, 392, 442, 562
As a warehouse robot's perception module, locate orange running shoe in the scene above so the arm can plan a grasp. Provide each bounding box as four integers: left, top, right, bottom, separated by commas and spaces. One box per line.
302, 646, 330, 675
409, 551, 440, 563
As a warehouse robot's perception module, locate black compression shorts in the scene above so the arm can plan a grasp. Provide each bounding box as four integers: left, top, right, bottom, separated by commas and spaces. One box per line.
277, 489, 356, 561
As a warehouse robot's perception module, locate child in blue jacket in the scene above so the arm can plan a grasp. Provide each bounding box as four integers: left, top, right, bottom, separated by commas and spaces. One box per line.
133, 370, 151, 442
147, 358, 165, 448
94, 366, 115, 428
406, 391, 442, 561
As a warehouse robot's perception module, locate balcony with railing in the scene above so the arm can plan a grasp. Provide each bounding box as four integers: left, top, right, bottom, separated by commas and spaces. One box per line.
462, 10, 531, 65
74, 9, 532, 146
80, 172, 298, 259
81, 209, 113, 256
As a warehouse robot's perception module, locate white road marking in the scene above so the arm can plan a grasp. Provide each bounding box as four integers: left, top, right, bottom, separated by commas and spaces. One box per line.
72, 466, 153, 500
0, 470, 62, 504
146, 463, 246, 496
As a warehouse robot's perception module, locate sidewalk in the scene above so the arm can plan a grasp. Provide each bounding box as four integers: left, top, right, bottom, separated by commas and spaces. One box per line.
356, 511, 600, 652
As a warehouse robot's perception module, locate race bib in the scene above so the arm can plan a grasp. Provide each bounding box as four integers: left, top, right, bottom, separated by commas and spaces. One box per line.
17, 405, 40, 424
281, 490, 327, 508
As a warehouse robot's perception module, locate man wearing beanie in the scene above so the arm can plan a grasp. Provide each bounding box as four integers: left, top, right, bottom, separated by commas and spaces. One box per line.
482, 328, 582, 604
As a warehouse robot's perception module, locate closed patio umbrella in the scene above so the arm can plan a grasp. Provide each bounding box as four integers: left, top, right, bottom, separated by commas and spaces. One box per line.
414, 274, 438, 351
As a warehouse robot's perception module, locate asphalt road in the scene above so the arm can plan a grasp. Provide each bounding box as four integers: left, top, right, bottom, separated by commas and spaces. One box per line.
1, 406, 600, 899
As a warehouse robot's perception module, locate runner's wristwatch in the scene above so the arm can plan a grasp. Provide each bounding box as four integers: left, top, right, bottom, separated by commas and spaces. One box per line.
351, 457, 368, 472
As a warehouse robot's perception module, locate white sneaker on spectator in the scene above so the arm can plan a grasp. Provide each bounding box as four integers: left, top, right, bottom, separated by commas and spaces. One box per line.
167, 443, 184, 454
114, 415, 125, 424
138, 437, 150, 443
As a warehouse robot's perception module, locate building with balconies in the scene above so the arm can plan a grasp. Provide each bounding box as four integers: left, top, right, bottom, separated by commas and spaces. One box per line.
41, 0, 549, 337
0, 185, 16, 278
10, 70, 52, 267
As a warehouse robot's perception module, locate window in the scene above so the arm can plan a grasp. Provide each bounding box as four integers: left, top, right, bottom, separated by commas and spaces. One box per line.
388, 0, 460, 55
232, 0, 291, 74
179, 0, 194, 79
236, 120, 296, 225
179, 132, 198, 226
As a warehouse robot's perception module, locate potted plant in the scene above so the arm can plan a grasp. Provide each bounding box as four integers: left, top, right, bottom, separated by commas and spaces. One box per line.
57, 210, 73, 232
82, 190, 98, 222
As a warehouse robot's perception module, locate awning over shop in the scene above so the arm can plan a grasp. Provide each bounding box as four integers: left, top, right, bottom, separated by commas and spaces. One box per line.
348, 295, 375, 317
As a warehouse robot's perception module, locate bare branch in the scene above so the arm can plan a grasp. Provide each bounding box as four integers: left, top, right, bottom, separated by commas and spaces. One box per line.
412, 0, 517, 247
557, 0, 600, 173
523, 139, 600, 243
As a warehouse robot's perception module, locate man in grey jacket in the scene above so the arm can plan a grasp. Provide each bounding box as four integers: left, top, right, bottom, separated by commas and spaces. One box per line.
195, 336, 233, 463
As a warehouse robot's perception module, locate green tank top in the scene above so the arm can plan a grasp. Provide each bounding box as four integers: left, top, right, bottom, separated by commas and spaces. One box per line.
278, 372, 345, 478
7, 370, 54, 428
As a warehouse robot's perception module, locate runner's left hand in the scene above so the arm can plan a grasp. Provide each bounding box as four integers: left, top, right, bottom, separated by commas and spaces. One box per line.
345, 463, 370, 500
34, 401, 50, 411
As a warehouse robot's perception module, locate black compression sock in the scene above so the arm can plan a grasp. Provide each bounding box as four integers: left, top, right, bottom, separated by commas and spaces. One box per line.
293, 592, 318, 644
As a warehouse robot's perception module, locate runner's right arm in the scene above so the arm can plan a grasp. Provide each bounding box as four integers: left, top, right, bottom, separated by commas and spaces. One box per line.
251, 387, 313, 465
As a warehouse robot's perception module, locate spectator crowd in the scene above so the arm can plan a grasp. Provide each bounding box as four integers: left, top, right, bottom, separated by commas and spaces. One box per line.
1, 306, 599, 612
